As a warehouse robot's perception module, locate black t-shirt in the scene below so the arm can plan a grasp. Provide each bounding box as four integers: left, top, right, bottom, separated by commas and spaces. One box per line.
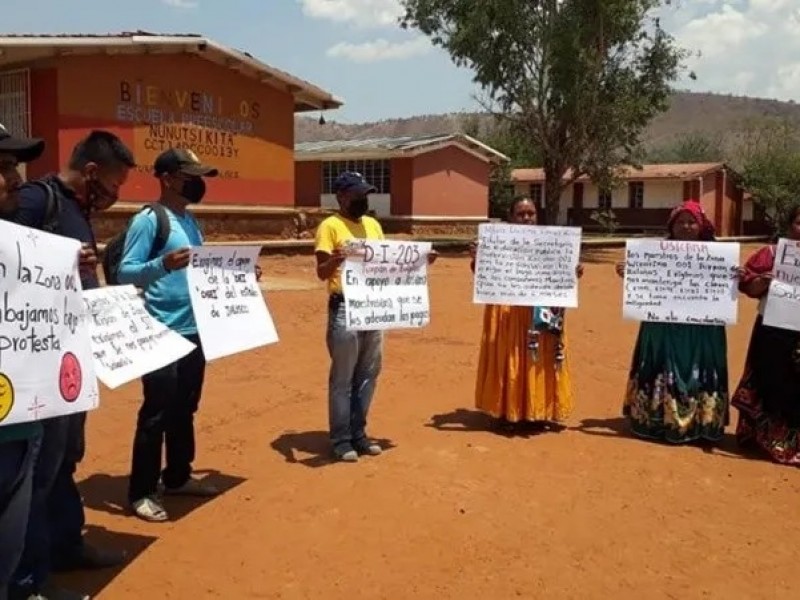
13, 175, 99, 290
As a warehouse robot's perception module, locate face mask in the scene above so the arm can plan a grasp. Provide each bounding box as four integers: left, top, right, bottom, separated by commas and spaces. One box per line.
86, 177, 118, 211
181, 176, 206, 204
346, 196, 369, 219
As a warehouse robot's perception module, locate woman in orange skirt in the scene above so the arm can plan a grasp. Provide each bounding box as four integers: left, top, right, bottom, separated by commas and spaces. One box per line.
470, 197, 582, 429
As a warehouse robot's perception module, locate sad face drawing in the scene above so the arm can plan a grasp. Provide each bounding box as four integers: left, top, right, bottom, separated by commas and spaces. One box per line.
59, 352, 83, 403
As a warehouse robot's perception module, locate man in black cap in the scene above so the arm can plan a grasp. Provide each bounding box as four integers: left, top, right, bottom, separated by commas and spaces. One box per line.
117, 148, 220, 522
0, 123, 45, 600
9, 129, 134, 600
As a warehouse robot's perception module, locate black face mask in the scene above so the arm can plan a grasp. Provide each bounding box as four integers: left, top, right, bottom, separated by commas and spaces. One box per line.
181, 176, 206, 204
86, 178, 118, 212
346, 196, 369, 219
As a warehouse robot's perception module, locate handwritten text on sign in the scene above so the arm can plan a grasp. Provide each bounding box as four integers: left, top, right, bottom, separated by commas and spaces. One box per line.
763, 238, 800, 331
187, 245, 278, 361
473, 224, 582, 307
0, 221, 99, 427
82, 286, 197, 389
342, 240, 431, 331
623, 239, 740, 325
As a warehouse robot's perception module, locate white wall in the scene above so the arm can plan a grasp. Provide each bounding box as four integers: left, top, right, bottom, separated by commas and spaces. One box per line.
320, 193, 392, 217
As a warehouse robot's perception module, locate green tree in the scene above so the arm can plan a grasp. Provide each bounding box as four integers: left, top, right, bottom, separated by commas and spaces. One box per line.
736, 117, 800, 232
647, 131, 726, 163
401, 0, 685, 223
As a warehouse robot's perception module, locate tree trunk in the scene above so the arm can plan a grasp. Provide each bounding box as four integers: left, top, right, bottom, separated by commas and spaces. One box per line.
543, 162, 566, 225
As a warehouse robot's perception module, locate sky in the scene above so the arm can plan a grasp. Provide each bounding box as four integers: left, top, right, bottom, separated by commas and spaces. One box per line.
1, 0, 798, 123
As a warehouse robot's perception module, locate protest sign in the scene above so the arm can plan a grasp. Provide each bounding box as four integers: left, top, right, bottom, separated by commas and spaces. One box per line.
473, 223, 582, 307
622, 239, 739, 325
763, 238, 800, 331
0, 221, 99, 427
187, 245, 278, 361
341, 240, 431, 331
82, 285, 197, 389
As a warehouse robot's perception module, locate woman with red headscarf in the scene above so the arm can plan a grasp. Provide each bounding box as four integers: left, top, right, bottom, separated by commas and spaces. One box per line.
616, 201, 732, 444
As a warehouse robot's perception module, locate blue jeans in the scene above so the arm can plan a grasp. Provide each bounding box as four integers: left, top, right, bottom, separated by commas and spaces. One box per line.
12, 415, 85, 593
326, 297, 383, 452
0, 435, 39, 600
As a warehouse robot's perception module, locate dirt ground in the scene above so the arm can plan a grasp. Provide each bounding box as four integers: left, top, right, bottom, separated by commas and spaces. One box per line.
58, 245, 799, 599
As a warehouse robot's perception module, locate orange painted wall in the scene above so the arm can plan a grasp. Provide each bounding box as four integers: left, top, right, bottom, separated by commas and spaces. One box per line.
294, 161, 321, 207
28, 68, 60, 180
389, 157, 413, 215
410, 146, 490, 217
51, 54, 295, 206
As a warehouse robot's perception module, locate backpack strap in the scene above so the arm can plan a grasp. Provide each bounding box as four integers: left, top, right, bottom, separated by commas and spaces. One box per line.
141, 203, 171, 261
30, 179, 60, 234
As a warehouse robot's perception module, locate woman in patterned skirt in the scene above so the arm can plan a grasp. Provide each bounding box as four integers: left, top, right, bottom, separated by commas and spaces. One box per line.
732, 205, 800, 466
617, 200, 734, 444
470, 197, 583, 430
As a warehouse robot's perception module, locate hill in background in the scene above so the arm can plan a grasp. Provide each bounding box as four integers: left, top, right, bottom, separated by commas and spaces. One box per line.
295, 91, 800, 160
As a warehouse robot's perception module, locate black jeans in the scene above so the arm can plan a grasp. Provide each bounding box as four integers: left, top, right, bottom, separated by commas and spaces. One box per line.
128, 335, 206, 503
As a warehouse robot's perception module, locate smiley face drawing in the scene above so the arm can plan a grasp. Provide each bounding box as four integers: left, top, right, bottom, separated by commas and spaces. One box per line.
58, 352, 83, 403
0, 373, 14, 422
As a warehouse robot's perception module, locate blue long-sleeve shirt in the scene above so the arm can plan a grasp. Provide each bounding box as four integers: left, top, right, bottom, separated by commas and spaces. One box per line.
117, 205, 203, 336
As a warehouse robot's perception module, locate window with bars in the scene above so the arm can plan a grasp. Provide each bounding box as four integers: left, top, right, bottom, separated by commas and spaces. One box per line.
528, 183, 543, 207
628, 181, 644, 209
322, 159, 391, 194
0, 69, 31, 178
598, 188, 612, 209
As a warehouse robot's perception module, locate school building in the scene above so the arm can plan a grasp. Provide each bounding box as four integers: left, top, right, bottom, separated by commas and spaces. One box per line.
295, 134, 508, 228
511, 162, 765, 236
0, 31, 342, 239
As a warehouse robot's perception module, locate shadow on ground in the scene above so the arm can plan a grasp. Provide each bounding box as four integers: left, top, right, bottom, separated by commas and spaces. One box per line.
270, 430, 396, 468
428, 408, 567, 438
53, 525, 156, 598
79, 469, 246, 521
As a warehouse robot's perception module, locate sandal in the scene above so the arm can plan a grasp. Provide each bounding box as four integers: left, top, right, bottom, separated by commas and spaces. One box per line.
131, 496, 169, 522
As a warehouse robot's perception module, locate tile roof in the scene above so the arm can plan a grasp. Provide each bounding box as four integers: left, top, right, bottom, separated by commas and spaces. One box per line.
296, 133, 508, 162
512, 163, 727, 182
0, 31, 341, 112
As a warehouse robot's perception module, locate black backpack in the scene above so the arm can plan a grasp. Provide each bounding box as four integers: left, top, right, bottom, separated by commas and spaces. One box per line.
102, 203, 171, 286
28, 177, 63, 235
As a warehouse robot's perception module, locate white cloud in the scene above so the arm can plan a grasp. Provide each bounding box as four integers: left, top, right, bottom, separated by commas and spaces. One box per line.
660, 1, 800, 101
298, 0, 403, 28
326, 36, 430, 62
162, 0, 197, 7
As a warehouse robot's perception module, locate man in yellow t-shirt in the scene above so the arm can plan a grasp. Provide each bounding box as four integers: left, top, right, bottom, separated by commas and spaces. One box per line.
314, 172, 386, 462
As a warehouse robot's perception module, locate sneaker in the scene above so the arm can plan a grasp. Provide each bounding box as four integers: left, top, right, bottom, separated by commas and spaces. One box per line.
353, 439, 382, 456
333, 446, 359, 462
131, 496, 169, 522
163, 477, 220, 497
36, 584, 91, 600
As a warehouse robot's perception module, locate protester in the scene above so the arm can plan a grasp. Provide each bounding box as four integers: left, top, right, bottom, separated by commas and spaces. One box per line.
314, 171, 437, 462
732, 205, 800, 466
117, 148, 220, 522
0, 124, 45, 600
470, 197, 582, 431
8, 129, 134, 600
616, 200, 738, 444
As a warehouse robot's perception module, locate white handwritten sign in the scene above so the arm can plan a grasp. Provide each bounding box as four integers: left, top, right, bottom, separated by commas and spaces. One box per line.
0, 221, 99, 427
187, 245, 278, 361
81, 286, 197, 389
772, 238, 800, 284
763, 280, 800, 331
623, 239, 740, 325
473, 223, 582, 307
341, 240, 431, 331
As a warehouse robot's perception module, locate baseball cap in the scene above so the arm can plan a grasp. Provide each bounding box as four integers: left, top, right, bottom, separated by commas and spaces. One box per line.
332, 171, 377, 195
153, 148, 218, 177
0, 122, 45, 163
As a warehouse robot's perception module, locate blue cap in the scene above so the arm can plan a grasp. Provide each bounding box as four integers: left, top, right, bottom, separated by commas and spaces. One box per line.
332, 171, 377, 195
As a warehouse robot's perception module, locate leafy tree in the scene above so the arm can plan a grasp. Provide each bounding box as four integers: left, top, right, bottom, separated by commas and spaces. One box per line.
647, 131, 726, 163
736, 117, 800, 232
401, 0, 686, 223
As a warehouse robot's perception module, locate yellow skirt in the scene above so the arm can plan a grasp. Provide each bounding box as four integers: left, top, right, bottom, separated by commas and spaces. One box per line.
475, 305, 574, 423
